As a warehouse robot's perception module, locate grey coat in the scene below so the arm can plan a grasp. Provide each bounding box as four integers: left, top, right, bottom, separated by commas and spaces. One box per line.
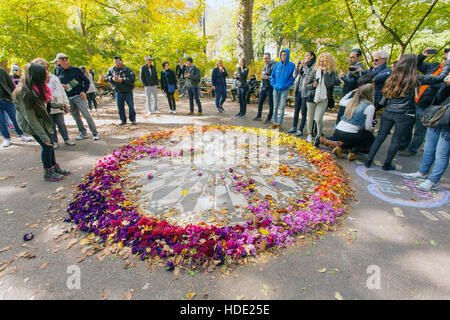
294, 63, 315, 97
185, 65, 201, 88
13, 97, 54, 143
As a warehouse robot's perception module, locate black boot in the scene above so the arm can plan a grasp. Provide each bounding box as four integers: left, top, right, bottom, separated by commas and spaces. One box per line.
382, 163, 396, 171
44, 167, 65, 181
55, 163, 71, 176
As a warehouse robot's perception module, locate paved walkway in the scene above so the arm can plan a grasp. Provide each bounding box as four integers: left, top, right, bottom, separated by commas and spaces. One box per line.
0, 88, 448, 300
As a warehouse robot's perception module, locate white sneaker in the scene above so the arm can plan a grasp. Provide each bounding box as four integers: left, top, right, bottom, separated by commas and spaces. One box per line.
402, 171, 427, 180
417, 179, 434, 192
93, 135, 99, 141
306, 135, 313, 143
19, 135, 33, 142
147, 111, 152, 116
173, 110, 176, 114
2, 139, 11, 147
75, 133, 89, 140
154, 110, 161, 114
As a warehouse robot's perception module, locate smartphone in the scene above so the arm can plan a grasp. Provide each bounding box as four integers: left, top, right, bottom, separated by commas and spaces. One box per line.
426, 49, 438, 55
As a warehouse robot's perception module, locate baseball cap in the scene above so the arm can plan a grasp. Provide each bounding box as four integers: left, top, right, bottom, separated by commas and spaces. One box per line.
53, 53, 68, 62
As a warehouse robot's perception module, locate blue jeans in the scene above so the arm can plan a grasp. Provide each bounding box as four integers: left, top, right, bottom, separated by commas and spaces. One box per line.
115, 91, 136, 123
273, 89, 289, 125
0, 100, 24, 139
256, 86, 274, 120
188, 87, 202, 112
238, 87, 248, 115
419, 127, 450, 183
215, 85, 227, 109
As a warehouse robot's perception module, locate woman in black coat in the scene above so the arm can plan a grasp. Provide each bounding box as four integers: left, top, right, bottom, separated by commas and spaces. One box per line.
365, 54, 444, 170
160, 61, 178, 114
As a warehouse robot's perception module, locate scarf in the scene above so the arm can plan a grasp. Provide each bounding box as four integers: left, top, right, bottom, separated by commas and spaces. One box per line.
33, 83, 52, 103
314, 68, 328, 103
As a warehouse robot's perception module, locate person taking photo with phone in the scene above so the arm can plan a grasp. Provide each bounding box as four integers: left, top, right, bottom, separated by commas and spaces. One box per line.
399, 47, 450, 157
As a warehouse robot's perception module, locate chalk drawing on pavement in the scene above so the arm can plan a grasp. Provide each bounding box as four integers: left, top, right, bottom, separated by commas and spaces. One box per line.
355, 166, 449, 208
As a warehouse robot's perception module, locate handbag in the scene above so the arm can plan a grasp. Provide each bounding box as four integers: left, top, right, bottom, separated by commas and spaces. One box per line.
421, 103, 449, 127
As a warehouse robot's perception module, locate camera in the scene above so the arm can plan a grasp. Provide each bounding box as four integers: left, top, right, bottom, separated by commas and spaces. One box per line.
426, 48, 438, 55
349, 66, 358, 72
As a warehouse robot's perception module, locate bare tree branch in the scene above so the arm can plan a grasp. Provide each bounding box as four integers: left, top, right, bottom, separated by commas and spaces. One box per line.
403, 0, 439, 50
345, 0, 370, 66
368, 0, 404, 47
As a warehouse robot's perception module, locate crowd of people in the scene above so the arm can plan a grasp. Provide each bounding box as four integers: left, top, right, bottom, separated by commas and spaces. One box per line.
0, 46, 449, 190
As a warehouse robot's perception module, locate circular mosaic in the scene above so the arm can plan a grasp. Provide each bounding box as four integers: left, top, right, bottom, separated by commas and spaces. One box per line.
66, 125, 352, 267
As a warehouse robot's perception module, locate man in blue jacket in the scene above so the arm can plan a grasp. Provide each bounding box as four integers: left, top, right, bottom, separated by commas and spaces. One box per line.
270, 48, 295, 130
370, 50, 392, 110
336, 48, 367, 124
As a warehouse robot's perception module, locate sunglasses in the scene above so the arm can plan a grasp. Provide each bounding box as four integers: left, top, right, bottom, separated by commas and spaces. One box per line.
115, 61, 122, 65
12, 69, 20, 72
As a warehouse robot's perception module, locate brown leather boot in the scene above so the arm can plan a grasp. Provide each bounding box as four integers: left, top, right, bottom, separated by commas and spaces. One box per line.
347, 152, 358, 161
332, 146, 344, 158
320, 137, 340, 149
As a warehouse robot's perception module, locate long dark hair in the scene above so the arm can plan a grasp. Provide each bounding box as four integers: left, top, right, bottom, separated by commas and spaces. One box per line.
306, 51, 316, 66
12, 63, 48, 111
382, 54, 418, 98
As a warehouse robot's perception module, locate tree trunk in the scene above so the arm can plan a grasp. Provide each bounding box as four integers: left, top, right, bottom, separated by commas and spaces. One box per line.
275, 37, 284, 57
236, 0, 254, 64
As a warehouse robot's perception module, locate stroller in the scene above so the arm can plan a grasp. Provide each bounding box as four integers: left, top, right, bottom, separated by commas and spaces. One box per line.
95, 83, 114, 101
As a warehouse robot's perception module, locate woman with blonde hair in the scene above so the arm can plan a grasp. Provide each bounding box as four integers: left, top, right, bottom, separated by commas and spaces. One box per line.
211, 59, 228, 112
331, 83, 376, 160
304, 52, 341, 144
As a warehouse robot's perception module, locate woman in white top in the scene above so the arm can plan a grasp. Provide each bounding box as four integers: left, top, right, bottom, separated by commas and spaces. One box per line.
81, 66, 97, 110
331, 83, 376, 160
31, 58, 75, 148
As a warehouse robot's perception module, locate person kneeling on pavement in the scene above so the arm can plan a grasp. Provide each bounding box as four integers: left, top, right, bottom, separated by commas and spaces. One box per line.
326, 83, 376, 161
317, 73, 375, 151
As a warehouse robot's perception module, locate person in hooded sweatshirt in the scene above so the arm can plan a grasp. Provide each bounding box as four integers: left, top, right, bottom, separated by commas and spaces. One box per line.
270, 48, 296, 130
